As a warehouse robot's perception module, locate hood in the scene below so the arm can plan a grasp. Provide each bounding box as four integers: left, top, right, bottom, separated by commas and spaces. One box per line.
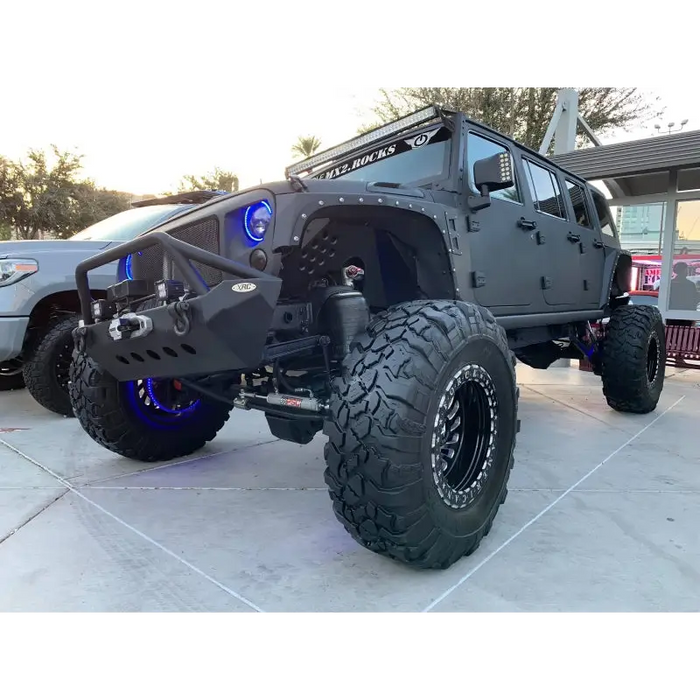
0, 239, 113, 258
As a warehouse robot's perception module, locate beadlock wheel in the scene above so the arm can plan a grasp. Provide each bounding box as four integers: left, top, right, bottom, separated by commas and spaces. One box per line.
324, 299, 519, 570
432, 364, 498, 509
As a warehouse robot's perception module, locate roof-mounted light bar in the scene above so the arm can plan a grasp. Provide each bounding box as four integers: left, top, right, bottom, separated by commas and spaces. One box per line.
285, 105, 445, 178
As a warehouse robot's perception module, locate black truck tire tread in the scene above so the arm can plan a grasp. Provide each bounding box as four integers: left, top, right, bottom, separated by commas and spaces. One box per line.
602, 304, 666, 414
323, 299, 519, 570
22, 314, 78, 416
69, 350, 232, 462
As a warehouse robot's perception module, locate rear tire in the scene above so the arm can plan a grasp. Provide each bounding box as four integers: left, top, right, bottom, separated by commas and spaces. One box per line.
323, 300, 519, 570
23, 314, 78, 416
69, 350, 232, 462
0, 359, 25, 391
601, 304, 666, 414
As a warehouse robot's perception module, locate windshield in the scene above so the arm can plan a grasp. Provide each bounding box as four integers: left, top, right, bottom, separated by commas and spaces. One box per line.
312, 126, 451, 185
70, 204, 185, 242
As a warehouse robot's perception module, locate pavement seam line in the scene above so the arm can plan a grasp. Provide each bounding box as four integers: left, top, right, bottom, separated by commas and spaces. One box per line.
521, 385, 633, 433
83, 486, 328, 491
420, 394, 686, 613
0, 489, 69, 547
0, 438, 266, 613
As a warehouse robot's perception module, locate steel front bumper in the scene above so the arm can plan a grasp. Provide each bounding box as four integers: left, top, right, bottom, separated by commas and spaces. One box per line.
74, 230, 282, 382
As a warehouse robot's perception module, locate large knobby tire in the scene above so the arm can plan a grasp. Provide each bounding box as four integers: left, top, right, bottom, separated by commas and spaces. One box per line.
69, 350, 232, 462
601, 304, 666, 414
323, 300, 519, 570
0, 359, 26, 391
22, 314, 78, 416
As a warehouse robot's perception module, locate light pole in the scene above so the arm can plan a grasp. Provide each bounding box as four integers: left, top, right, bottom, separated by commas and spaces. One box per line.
654, 119, 689, 135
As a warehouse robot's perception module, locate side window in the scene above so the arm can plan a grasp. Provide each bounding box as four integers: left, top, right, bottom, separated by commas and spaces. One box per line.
523, 159, 567, 220
467, 132, 521, 204
565, 180, 592, 228
591, 189, 617, 237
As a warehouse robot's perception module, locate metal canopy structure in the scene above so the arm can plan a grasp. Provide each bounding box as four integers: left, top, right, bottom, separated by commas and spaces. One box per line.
542, 90, 700, 324
551, 129, 700, 197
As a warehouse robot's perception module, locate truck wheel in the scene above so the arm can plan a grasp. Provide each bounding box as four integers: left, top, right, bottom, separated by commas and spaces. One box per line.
601, 304, 666, 414
0, 359, 25, 391
324, 300, 519, 570
69, 351, 232, 462
22, 314, 78, 416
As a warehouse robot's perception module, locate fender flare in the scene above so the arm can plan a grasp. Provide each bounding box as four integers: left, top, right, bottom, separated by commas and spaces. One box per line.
602, 249, 633, 307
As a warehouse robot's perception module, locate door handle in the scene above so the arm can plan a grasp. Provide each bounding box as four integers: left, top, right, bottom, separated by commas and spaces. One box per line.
593, 239, 604, 248
567, 232, 581, 243
518, 217, 538, 230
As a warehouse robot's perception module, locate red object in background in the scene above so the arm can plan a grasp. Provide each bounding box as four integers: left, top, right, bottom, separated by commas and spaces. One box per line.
632, 254, 700, 291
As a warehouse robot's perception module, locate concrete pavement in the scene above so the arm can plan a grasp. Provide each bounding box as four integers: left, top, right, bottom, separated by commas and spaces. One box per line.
1, 364, 698, 612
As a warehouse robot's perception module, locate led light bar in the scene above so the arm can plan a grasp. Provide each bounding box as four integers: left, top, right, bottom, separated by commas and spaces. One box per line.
285, 105, 443, 177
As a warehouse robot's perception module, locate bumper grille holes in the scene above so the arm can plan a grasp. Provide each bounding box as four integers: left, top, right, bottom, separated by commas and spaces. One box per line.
114, 344, 197, 365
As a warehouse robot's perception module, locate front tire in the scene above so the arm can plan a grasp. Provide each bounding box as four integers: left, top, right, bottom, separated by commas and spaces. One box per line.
601, 304, 666, 414
323, 300, 519, 570
23, 314, 78, 416
69, 351, 232, 462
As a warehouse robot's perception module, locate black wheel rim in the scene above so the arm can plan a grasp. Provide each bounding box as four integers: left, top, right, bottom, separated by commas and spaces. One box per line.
126, 378, 200, 423
0, 358, 23, 377
56, 340, 73, 391
646, 333, 660, 385
431, 364, 498, 509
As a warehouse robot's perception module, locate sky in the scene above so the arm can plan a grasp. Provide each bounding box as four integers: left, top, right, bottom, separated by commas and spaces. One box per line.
0, 85, 700, 194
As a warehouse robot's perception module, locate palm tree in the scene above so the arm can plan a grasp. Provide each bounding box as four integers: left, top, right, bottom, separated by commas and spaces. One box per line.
291, 135, 322, 160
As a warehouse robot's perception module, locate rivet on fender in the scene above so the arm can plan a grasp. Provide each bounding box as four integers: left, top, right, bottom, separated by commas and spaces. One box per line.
232, 282, 257, 293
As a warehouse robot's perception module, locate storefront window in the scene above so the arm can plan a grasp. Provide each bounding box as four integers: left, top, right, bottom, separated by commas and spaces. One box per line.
668, 199, 700, 316
614, 202, 666, 254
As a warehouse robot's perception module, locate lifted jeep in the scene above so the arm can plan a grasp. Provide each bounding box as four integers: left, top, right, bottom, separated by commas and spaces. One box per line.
69, 105, 665, 569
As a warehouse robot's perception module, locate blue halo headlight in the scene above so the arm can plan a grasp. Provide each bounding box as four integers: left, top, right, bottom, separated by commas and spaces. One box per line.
244, 200, 272, 243
124, 251, 143, 280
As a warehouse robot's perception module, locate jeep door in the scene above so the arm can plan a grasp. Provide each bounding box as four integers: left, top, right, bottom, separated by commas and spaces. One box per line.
521, 157, 581, 307
465, 131, 542, 312
561, 178, 606, 308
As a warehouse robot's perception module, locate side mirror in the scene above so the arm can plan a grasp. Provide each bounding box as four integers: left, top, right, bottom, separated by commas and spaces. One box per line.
474, 152, 514, 194
469, 151, 515, 211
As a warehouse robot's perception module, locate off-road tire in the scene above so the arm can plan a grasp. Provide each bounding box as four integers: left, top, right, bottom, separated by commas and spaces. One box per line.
0, 360, 25, 391
23, 314, 78, 416
323, 300, 519, 570
69, 350, 232, 462
601, 304, 666, 414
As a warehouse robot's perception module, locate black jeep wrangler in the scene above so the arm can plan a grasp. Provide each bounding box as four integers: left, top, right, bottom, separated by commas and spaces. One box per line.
69, 106, 666, 569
